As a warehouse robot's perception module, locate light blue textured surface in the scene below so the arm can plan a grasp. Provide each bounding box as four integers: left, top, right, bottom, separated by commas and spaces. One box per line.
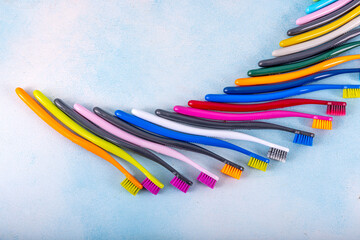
0, 1, 359, 239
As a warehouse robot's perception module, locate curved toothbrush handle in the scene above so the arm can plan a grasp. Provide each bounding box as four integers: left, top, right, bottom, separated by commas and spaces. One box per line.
225, 69, 360, 94
296, 0, 352, 25
306, 0, 337, 14
207, 85, 354, 103
188, 99, 332, 112
74, 104, 219, 181
174, 106, 333, 121
115, 110, 269, 162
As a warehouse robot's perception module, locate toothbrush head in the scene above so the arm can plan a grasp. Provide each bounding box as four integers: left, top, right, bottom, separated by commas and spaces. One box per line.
141, 178, 161, 195
121, 178, 141, 196
267, 147, 288, 163
197, 172, 217, 189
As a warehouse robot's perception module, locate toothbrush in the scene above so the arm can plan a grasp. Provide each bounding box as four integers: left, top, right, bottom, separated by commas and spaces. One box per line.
173, 106, 333, 130
296, 0, 352, 26
147, 109, 290, 162
155, 109, 315, 146
209, 85, 360, 102
259, 29, 360, 67
33, 90, 165, 194
115, 110, 270, 172
94, 107, 245, 179
248, 42, 360, 77
306, 0, 338, 14
15, 88, 142, 196
226, 69, 360, 94
188, 99, 347, 116
281, 5, 360, 47
55, 99, 193, 193
289, 0, 360, 36
74, 103, 219, 188
235, 55, 360, 86
273, 17, 360, 57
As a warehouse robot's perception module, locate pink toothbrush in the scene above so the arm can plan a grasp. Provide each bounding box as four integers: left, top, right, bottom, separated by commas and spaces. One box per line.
296, 0, 352, 25
174, 106, 333, 130
74, 104, 220, 190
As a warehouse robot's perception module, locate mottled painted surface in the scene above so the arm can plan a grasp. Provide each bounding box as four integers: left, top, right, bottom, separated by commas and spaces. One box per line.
0, 1, 359, 239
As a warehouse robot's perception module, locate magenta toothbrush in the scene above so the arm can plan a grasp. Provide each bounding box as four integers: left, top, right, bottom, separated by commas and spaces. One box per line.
174, 106, 333, 130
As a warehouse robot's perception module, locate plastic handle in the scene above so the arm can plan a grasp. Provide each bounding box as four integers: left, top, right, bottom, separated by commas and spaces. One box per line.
74, 104, 218, 181
297, 0, 352, 25
289, 0, 360, 36
208, 85, 359, 103
133, 109, 289, 152
248, 42, 360, 77
306, 0, 337, 14
93, 107, 243, 169
14, 88, 142, 189
259, 29, 360, 67
226, 69, 360, 94
33, 90, 164, 188
114, 110, 269, 163
54, 99, 193, 185
282, 5, 360, 47
155, 109, 315, 136
174, 106, 333, 121
187, 99, 346, 112
273, 16, 360, 57
235, 55, 360, 86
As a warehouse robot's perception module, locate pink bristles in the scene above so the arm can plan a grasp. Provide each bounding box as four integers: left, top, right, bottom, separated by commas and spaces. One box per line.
326, 103, 346, 116
197, 172, 217, 189
170, 176, 190, 193
141, 178, 161, 195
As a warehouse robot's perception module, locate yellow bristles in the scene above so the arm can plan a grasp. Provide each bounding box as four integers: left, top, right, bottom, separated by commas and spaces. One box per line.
343, 88, 360, 98
121, 178, 140, 196
312, 119, 332, 130
221, 164, 242, 179
248, 157, 267, 172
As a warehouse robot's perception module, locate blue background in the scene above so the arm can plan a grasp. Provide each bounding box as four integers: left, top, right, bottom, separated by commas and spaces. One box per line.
1, 1, 359, 239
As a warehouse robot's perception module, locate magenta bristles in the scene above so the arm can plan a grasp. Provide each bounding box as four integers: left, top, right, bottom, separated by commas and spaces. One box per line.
326, 103, 346, 116
170, 176, 190, 193
197, 172, 216, 189
141, 178, 161, 195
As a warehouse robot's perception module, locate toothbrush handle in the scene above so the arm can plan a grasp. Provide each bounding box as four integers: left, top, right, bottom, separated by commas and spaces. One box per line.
155, 109, 315, 137
224, 69, 360, 94
306, 0, 337, 14
296, 0, 352, 25
174, 106, 333, 121
93, 107, 241, 168
74, 104, 218, 181
288, 0, 360, 36
207, 85, 355, 103
115, 110, 269, 163
248, 42, 360, 77
15, 88, 141, 187
188, 99, 335, 112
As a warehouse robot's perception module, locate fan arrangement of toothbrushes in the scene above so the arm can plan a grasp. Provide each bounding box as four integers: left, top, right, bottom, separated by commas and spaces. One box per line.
15, 1, 360, 196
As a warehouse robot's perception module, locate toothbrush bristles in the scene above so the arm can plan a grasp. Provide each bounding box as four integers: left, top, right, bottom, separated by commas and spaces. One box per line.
221, 164, 242, 179
141, 177, 161, 195
312, 119, 332, 130
248, 157, 268, 172
121, 178, 141, 196
197, 172, 217, 189
170, 176, 190, 193
343, 88, 360, 98
267, 148, 287, 163
293, 133, 313, 146
326, 104, 346, 116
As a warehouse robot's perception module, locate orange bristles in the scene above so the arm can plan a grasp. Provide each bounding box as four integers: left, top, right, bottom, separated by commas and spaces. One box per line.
221, 164, 242, 179
312, 119, 332, 130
